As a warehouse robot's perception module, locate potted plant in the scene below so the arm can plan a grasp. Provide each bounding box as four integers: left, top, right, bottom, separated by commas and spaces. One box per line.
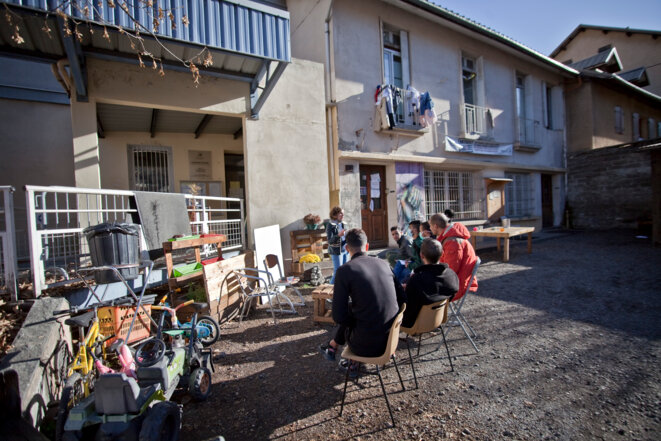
303, 213, 322, 230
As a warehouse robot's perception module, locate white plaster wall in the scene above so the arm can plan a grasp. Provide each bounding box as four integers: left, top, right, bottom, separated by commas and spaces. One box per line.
244, 58, 329, 260
330, 0, 567, 170
99, 132, 243, 192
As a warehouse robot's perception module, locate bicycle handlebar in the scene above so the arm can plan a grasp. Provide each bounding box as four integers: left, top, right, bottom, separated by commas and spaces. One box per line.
52, 296, 135, 316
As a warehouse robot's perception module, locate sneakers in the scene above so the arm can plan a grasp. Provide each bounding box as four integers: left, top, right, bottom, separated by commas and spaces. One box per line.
338, 358, 362, 379
319, 342, 336, 361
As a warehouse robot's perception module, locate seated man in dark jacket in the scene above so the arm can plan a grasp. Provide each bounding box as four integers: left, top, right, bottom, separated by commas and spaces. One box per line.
402, 238, 459, 328
320, 228, 405, 376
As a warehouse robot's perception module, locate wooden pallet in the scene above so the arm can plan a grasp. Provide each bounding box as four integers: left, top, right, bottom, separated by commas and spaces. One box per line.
290, 229, 330, 275
311, 284, 334, 323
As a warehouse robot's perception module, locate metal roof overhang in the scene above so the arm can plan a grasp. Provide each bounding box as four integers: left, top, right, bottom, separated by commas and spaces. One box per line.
0, 0, 291, 118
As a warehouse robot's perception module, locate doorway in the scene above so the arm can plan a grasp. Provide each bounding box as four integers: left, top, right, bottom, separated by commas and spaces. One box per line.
541, 174, 553, 227
360, 165, 388, 248
224, 153, 245, 219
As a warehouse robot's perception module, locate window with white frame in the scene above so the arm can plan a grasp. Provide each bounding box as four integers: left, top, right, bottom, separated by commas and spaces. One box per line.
128, 145, 174, 192
382, 23, 410, 124
423, 170, 483, 220
505, 172, 533, 217
614, 106, 624, 134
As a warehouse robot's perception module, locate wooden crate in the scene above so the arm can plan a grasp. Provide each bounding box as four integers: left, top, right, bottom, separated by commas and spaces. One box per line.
290, 229, 330, 275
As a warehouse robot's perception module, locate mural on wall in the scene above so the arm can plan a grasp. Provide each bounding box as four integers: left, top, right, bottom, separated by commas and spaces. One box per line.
395, 162, 426, 233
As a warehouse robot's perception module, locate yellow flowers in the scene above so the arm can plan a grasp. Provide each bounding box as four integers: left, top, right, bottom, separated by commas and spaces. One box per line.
299, 254, 321, 263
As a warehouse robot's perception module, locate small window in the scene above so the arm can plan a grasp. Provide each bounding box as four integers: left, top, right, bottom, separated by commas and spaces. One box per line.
614, 106, 624, 134
648, 118, 657, 139
128, 145, 173, 192
633, 113, 640, 140
543, 84, 553, 129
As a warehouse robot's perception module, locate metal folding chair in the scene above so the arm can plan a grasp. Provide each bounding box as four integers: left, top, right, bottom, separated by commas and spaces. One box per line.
263, 254, 305, 306
230, 267, 297, 324
446, 257, 481, 352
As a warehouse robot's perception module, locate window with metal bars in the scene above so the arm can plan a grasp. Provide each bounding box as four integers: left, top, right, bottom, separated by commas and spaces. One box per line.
423, 170, 482, 219
505, 173, 533, 217
128, 145, 173, 192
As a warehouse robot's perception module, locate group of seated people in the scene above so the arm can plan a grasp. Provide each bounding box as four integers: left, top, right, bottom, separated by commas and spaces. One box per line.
319, 210, 479, 377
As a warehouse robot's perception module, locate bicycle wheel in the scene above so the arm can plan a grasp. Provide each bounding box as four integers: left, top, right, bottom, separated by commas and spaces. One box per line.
196, 316, 220, 346
55, 372, 85, 441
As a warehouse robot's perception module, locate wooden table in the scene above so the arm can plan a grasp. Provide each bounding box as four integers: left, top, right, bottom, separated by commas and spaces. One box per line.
163, 234, 227, 289
311, 284, 334, 323
469, 226, 535, 262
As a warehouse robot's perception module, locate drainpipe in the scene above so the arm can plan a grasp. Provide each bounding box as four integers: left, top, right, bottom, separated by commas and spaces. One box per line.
325, 1, 341, 207
51, 59, 72, 97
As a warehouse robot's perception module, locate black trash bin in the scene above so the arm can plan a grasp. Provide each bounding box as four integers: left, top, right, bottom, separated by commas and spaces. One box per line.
83, 222, 140, 284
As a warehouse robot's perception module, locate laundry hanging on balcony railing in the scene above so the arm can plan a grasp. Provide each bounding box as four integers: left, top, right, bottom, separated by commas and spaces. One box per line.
374, 84, 400, 130
418, 91, 438, 128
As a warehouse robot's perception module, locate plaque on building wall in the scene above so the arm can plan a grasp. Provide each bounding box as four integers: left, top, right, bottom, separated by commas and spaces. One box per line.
189, 150, 212, 179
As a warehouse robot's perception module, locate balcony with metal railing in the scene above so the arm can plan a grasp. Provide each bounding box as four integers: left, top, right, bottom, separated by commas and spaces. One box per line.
22, 185, 246, 296
461, 103, 493, 139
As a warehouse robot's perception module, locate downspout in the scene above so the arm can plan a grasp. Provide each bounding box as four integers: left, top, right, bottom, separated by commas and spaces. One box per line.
51, 59, 72, 97
325, 0, 341, 207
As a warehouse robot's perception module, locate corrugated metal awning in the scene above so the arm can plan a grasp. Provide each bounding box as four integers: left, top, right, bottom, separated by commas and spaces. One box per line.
0, 0, 290, 118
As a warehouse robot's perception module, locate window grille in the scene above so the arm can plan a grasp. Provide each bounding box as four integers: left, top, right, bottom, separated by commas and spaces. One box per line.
505, 173, 533, 217
128, 145, 173, 192
423, 170, 483, 219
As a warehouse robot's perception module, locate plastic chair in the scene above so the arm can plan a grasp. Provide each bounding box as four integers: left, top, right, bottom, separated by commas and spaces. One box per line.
400, 299, 453, 389
339, 304, 410, 427
263, 254, 305, 306
446, 257, 481, 352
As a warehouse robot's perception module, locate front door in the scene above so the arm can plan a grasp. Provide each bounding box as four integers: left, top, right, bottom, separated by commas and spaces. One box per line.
360, 165, 388, 247
541, 174, 553, 227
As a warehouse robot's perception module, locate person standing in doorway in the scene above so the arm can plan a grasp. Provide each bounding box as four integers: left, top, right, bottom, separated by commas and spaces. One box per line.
327, 206, 348, 284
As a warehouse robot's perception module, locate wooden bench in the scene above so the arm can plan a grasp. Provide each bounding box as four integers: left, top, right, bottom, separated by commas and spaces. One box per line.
311, 284, 334, 324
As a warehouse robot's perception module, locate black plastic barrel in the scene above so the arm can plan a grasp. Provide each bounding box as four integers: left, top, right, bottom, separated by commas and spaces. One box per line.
83, 222, 140, 284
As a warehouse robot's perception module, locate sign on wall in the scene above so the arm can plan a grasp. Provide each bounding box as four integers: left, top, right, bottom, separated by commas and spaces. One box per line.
189, 150, 212, 179
445, 136, 513, 156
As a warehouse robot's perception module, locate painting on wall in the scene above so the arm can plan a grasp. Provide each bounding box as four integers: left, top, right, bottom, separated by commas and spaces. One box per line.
395, 162, 426, 233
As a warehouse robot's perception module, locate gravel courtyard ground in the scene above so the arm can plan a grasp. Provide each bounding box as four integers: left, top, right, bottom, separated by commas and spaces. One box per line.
180, 229, 661, 441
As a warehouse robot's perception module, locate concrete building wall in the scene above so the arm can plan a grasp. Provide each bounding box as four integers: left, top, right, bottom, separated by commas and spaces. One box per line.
0, 98, 75, 258
553, 28, 661, 96
565, 80, 661, 153
244, 58, 329, 260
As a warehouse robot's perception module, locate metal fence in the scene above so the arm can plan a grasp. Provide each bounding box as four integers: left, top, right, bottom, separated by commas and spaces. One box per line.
0, 186, 18, 300
423, 170, 484, 220
25, 185, 245, 297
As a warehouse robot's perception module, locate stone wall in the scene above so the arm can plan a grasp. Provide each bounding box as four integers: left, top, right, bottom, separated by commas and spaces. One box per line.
567, 144, 654, 230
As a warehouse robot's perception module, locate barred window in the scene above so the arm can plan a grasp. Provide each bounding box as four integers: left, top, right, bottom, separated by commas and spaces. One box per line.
128, 145, 173, 192
423, 170, 482, 219
505, 173, 533, 217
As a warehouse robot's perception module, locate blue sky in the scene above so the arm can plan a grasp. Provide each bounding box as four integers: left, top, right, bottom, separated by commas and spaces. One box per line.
429, 0, 661, 56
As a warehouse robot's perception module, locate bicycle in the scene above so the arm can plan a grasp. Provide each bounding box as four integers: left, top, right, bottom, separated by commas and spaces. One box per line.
151, 293, 220, 346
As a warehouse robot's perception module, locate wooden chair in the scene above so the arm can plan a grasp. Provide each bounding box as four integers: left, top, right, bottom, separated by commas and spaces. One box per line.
263, 254, 305, 306
400, 299, 453, 389
339, 304, 410, 427
447, 257, 481, 352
